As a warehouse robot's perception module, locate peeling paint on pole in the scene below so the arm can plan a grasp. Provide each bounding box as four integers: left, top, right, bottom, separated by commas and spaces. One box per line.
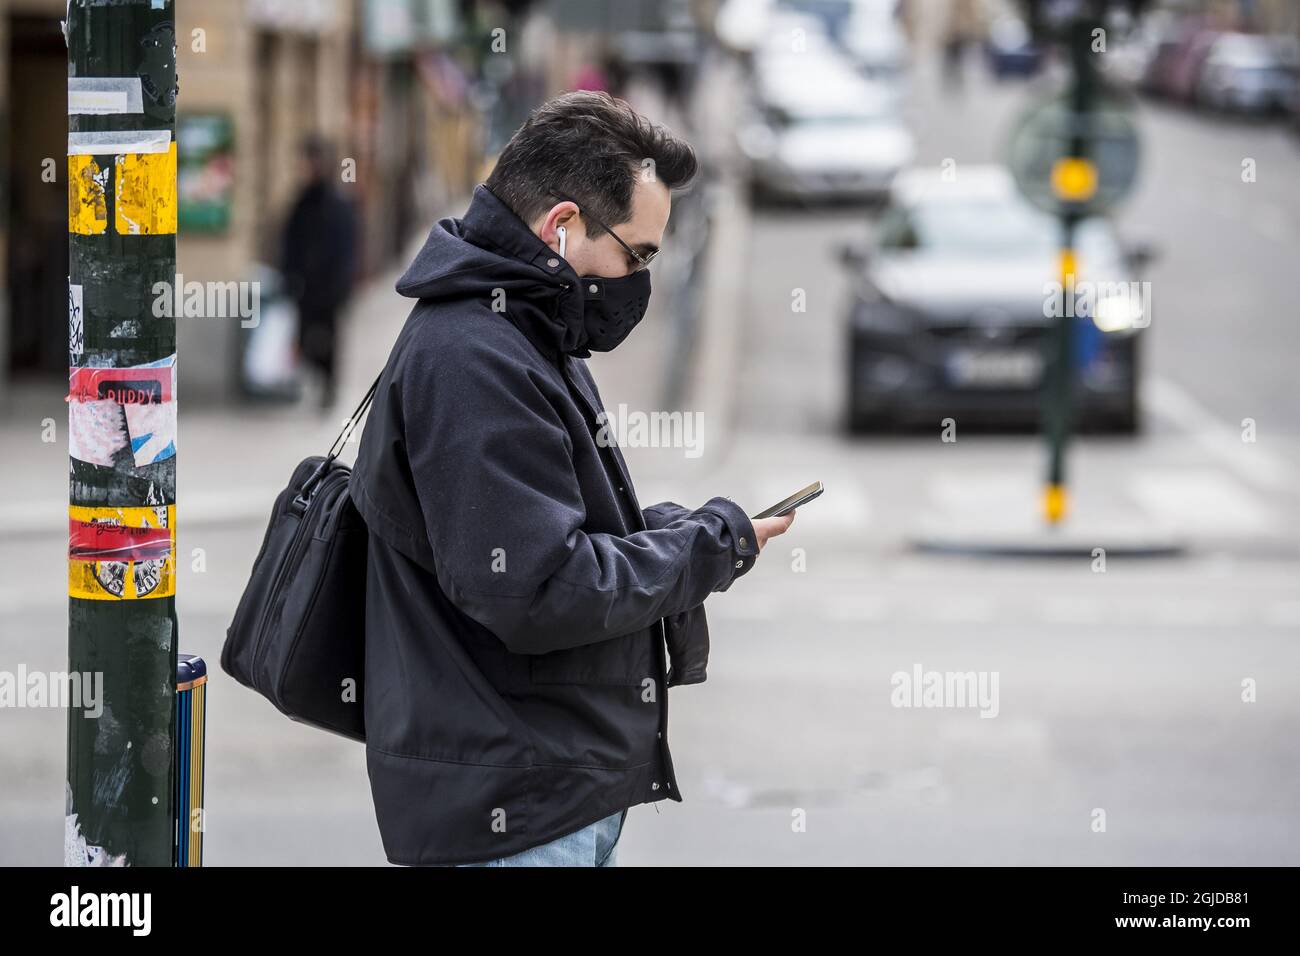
66, 0, 179, 868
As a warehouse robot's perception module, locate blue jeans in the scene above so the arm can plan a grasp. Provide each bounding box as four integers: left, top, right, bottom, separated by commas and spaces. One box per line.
454, 808, 628, 867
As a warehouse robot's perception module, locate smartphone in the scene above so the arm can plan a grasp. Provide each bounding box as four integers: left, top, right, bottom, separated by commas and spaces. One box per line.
750, 481, 824, 520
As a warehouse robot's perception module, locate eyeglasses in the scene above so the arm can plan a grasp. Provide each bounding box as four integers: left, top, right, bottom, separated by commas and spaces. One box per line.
547, 189, 659, 270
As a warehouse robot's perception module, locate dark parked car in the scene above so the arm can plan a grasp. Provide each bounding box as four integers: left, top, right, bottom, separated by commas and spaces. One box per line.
841, 167, 1150, 434
1143, 22, 1220, 101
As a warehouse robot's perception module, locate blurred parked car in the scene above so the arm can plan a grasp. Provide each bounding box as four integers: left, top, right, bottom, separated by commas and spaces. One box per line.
1143, 23, 1220, 101
984, 15, 1044, 78
749, 7, 839, 57
741, 35, 913, 202
1167, 28, 1224, 101
1100, 23, 1166, 89
839, 0, 910, 82
716, 0, 779, 53
841, 167, 1150, 433
775, 0, 855, 39
1118, 8, 1182, 72
1195, 33, 1300, 114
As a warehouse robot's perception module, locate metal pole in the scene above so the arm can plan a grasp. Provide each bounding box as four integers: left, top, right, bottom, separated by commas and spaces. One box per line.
65, 0, 178, 867
1042, 10, 1099, 525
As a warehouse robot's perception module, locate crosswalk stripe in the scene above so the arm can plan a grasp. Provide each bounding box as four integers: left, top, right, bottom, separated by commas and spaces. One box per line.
1128, 470, 1268, 533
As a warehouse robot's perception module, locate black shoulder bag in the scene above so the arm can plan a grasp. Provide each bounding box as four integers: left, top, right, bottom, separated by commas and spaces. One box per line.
220, 376, 380, 742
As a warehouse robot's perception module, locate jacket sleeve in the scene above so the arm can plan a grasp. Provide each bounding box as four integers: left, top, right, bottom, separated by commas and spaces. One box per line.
403, 340, 759, 656
642, 501, 693, 531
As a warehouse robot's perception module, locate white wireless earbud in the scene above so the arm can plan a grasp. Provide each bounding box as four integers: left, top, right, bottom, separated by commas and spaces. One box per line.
557, 225, 567, 259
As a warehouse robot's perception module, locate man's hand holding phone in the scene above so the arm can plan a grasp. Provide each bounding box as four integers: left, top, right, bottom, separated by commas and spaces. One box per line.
752, 511, 796, 551
747, 480, 822, 551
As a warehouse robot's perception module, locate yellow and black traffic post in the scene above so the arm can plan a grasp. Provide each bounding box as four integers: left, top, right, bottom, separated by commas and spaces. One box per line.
1040, 9, 1101, 526
65, 0, 180, 867
1009, 1, 1143, 534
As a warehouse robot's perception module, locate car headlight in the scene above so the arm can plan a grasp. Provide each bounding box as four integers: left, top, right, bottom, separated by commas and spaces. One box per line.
1092, 292, 1144, 333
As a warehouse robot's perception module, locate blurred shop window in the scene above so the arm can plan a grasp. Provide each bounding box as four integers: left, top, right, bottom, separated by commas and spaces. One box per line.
6, 16, 69, 376
177, 114, 235, 235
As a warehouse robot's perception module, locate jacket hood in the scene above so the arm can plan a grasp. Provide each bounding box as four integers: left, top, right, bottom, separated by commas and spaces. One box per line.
395, 183, 593, 357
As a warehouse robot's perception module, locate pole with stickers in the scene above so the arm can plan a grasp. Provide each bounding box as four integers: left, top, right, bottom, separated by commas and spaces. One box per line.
65, 0, 180, 867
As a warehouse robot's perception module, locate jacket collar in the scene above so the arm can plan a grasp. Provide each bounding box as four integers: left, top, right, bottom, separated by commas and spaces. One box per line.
459, 184, 591, 358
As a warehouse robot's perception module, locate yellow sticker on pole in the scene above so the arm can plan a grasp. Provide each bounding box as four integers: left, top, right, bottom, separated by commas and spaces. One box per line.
69, 556, 176, 600
68, 504, 176, 600
115, 141, 177, 235
1050, 157, 1099, 203
68, 155, 109, 235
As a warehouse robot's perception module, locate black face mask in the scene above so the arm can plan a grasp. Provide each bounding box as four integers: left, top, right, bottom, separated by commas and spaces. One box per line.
576, 269, 652, 352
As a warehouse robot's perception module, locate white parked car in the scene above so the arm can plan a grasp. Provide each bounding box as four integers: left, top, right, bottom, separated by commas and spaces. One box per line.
839, 0, 909, 81
741, 49, 913, 201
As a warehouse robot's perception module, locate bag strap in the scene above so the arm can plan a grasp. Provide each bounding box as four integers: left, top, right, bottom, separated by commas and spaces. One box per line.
290, 372, 382, 512
325, 372, 382, 464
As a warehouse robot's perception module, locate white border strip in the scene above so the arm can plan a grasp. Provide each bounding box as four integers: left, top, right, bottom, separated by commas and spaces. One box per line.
68, 129, 171, 156
68, 77, 144, 115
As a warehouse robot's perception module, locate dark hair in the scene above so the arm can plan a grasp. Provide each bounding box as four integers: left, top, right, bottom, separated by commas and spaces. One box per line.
485, 90, 697, 237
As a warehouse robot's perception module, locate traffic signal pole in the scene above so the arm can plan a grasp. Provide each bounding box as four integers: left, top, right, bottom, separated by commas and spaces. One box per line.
1042, 11, 1101, 524
65, 0, 179, 866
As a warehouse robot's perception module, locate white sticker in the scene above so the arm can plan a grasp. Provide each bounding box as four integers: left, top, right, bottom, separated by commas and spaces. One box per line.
68, 129, 171, 156
68, 77, 143, 115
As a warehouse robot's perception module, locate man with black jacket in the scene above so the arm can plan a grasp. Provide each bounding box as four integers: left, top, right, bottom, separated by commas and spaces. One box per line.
349, 91, 794, 866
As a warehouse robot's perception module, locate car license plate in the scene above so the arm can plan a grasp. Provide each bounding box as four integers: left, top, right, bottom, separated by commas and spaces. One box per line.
945, 349, 1042, 388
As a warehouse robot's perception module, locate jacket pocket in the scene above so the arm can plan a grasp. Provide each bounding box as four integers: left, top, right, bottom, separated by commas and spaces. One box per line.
528, 628, 654, 686
665, 604, 709, 687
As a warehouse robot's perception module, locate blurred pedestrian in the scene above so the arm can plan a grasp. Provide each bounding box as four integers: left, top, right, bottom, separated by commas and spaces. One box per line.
943, 0, 985, 89
281, 134, 358, 411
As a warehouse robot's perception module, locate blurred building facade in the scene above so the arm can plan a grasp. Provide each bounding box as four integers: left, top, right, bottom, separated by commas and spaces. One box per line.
0, 0, 484, 406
